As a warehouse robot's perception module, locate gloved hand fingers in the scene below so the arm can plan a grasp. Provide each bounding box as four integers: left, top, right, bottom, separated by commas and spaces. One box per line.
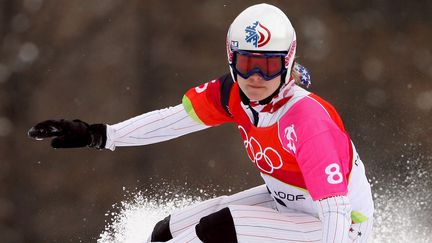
28, 120, 65, 139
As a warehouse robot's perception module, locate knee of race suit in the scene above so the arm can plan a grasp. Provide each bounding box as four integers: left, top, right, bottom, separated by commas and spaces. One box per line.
195, 207, 238, 243
151, 215, 173, 242
150, 207, 238, 243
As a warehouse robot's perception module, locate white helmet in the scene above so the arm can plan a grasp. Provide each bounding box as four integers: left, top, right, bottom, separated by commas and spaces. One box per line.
227, 4, 297, 83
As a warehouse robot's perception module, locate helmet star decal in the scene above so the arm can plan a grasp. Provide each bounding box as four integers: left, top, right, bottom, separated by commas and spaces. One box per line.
245, 21, 271, 48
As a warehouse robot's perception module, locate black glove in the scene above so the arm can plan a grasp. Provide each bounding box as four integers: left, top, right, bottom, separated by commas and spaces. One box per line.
28, 119, 107, 149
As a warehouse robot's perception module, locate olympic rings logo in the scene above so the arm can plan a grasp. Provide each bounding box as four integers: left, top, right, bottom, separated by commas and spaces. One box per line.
238, 125, 283, 174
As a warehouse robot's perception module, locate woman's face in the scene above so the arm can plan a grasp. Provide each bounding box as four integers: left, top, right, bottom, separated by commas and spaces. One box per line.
237, 74, 282, 101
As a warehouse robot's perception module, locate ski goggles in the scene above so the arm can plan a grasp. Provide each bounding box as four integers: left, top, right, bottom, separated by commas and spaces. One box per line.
232, 50, 287, 81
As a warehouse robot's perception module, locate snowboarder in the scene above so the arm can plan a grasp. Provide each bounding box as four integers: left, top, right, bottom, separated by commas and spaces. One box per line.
29, 3, 374, 242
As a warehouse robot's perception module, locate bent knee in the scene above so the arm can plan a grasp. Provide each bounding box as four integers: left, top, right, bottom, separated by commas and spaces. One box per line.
151, 215, 173, 242
195, 207, 238, 243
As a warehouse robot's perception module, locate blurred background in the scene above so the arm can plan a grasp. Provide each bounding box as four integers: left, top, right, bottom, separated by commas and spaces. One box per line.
0, 0, 431, 242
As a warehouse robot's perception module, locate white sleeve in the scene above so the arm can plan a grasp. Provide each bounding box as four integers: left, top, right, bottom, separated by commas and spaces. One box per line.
316, 196, 352, 243
104, 104, 209, 150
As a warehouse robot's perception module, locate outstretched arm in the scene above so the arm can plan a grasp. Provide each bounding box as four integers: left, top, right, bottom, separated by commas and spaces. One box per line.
28, 104, 209, 150
28, 77, 232, 150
